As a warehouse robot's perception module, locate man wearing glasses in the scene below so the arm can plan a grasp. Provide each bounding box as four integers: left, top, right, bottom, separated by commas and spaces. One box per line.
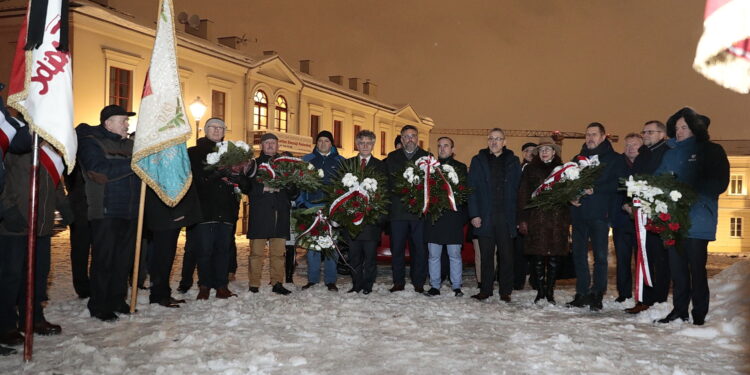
468, 128, 521, 302
385, 125, 429, 293
624, 120, 671, 314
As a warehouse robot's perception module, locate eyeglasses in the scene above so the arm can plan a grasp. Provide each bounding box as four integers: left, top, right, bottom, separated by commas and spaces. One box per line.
356, 141, 374, 146
641, 130, 662, 135
401, 134, 418, 139
488, 137, 505, 142
206, 126, 225, 131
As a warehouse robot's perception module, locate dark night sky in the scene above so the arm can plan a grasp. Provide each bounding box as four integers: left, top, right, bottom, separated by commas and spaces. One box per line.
117, 0, 748, 140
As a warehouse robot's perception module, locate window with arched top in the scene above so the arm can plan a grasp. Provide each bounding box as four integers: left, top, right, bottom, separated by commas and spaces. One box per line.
253, 90, 268, 130
275, 96, 288, 132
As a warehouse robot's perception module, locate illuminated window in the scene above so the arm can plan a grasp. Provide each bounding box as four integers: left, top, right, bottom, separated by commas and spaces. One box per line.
109, 67, 132, 111
419, 140, 424, 149
252, 90, 268, 130
353, 125, 361, 151
211, 90, 225, 120
274, 96, 288, 132
730, 217, 743, 237
310, 115, 320, 139
333, 120, 342, 148
729, 175, 744, 195
380, 131, 386, 155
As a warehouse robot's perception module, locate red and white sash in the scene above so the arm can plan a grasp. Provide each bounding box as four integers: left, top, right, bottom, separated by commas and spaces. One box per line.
632, 198, 653, 302
416, 156, 457, 214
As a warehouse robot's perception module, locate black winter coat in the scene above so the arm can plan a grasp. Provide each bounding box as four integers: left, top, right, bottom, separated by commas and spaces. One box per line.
246, 153, 298, 240
467, 148, 521, 238
632, 140, 669, 175
425, 156, 469, 245
570, 139, 626, 223
517, 156, 570, 256
385, 147, 430, 221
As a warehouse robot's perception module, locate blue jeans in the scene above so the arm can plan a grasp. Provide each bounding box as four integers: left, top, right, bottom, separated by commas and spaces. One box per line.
571, 219, 609, 295
428, 243, 462, 289
307, 251, 338, 284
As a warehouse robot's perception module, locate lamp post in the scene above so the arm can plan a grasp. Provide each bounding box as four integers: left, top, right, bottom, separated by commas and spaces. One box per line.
189, 96, 207, 141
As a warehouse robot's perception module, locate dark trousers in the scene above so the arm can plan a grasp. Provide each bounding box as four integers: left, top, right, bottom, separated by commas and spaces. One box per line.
477, 218, 513, 296
0, 236, 50, 331
179, 226, 198, 290
390, 219, 426, 288
613, 227, 636, 299
349, 240, 378, 292
148, 228, 180, 303
512, 235, 529, 289
194, 222, 232, 289
228, 224, 238, 274
571, 219, 609, 295
642, 232, 671, 305
69, 218, 91, 297
87, 218, 137, 316
669, 239, 709, 321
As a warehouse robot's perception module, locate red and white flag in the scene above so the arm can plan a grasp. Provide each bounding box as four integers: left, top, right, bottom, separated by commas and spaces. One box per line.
7, 0, 76, 170
0, 109, 18, 159
693, 0, 750, 93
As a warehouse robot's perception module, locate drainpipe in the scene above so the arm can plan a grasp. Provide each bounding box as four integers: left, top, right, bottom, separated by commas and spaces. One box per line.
244, 67, 251, 144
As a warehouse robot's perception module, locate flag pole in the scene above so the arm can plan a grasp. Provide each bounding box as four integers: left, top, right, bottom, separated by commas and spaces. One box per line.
23, 133, 40, 362
129, 181, 147, 313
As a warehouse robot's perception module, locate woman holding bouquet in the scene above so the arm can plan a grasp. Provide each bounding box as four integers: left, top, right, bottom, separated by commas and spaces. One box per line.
516, 138, 570, 304
654, 107, 729, 325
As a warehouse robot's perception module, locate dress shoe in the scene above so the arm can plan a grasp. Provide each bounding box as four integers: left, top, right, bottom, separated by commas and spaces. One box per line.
500, 294, 511, 303
453, 289, 464, 297
362, 289, 372, 295
248, 286, 259, 293
414, 286, 425, 293
301, 282, 316, 290
169, 296, 186, 304
92, 312, 118, 322
566, 294, 590, 308
0, 330, 24, 346
272, 282, 292, 295
326, 283, 339, 292
153, 298, 180, 308
177, 285, 190, 294
424, 288, 440, 297
656, 310, 688, 324
33, 320, 62, 335
693, 317, 705, 326
116, 304, 135, 315
615, 296, 629, 303
197, 286, 211, 300
389, 284, 405, 293
216, 287, 238, 299
589, 293, 603, 311
624, 302, 650, 314
471, 292, 491, 300
477, 282, 482, 289
0, 345, 16, 356
77, 291, 90, 299
347, 288, 359, 293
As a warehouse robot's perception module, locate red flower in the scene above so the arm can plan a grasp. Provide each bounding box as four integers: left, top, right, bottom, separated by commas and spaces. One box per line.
440, 183, 449, 191
322, 225, 329, 231
430, 196, 439, 203
283, 172, 290, 177
366, 206, 372, 212
664, 239, 676, 246
401, 188, 410, 194
272, 164, 279, 169
299, 171, 304, 177
416, 184, 424, 190
298, 224, 307, 231
311, 229, 320, 236
408, 198, 417, 206
428, 178, 436, 185
352, 201, 361, 208
651, 225, 666, 234
668, 222, 680, 231
336, 189, 345, 195
458, 185, 465, 191
658, 213, 671, 222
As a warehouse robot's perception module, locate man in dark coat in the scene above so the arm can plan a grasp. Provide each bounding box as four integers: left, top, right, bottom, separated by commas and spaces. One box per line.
626, 120, 671, 314
611, 133, 643, 304
188, 118, 248, 300
247, 133, 297, 295
514, 142, 537, 290
78, 105, 141, 321
385, 125, 430, 293
299, 130, 344, 291
346, 130, 386, 294
67, 163, 92, 299
566, 122, 626, 311
468, 128, 521, 302
425, 137, 468, 297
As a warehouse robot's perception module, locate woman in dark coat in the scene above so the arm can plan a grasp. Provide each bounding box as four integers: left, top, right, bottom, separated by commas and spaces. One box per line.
517, 139, 570, 304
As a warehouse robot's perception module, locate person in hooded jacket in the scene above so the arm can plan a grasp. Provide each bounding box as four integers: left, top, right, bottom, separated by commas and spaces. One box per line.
247, 133, 298, 295
517, 138, 569, 304
654, 107, 729, 326
299, 130, 344, 291
468, 128, 521, 302
566, 122, 626, 311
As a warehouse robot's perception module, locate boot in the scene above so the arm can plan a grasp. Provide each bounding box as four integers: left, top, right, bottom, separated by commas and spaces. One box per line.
196, 286, 210, 300
533, 256, 546, 303
589, 292, 603, 311
285, 246, 296, 284
546, 256, 559, 304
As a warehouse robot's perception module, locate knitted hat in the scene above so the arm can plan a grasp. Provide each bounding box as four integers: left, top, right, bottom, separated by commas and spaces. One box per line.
316, 130, 334, 144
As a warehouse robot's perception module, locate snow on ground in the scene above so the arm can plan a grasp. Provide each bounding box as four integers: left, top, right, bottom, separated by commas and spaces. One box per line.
1, 231, 749, 374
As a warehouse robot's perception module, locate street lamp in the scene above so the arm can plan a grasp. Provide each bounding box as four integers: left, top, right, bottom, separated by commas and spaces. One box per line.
189, 96, 207, 141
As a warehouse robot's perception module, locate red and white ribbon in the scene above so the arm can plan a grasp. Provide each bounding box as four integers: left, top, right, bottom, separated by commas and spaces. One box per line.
300, 209, 328, 238
40, 144, 64, 186
258, 156, 306, 180
532, 163, 577, 198
416, 156, 457, 214
329, 186, 369, 225
258, 163, 276, 179
632, 198, 653, 302
0, 113, 18, 158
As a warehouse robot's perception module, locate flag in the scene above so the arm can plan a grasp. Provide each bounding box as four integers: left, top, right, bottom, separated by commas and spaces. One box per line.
40, 144, 64, 186
7, 0, 77, 169
131, 0, 192, 206
693, 0, 750, 93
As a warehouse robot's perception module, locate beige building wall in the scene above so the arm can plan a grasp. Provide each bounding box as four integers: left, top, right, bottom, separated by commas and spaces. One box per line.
710, 156, 750, 253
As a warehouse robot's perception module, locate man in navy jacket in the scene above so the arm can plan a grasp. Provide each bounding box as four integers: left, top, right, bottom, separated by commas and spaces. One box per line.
468, 128, 521, 302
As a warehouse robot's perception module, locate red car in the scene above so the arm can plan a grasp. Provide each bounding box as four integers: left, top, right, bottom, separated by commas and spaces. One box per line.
375, 224, 476, 265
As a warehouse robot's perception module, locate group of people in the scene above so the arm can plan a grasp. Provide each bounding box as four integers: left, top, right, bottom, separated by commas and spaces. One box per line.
0, 102, 728, 356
